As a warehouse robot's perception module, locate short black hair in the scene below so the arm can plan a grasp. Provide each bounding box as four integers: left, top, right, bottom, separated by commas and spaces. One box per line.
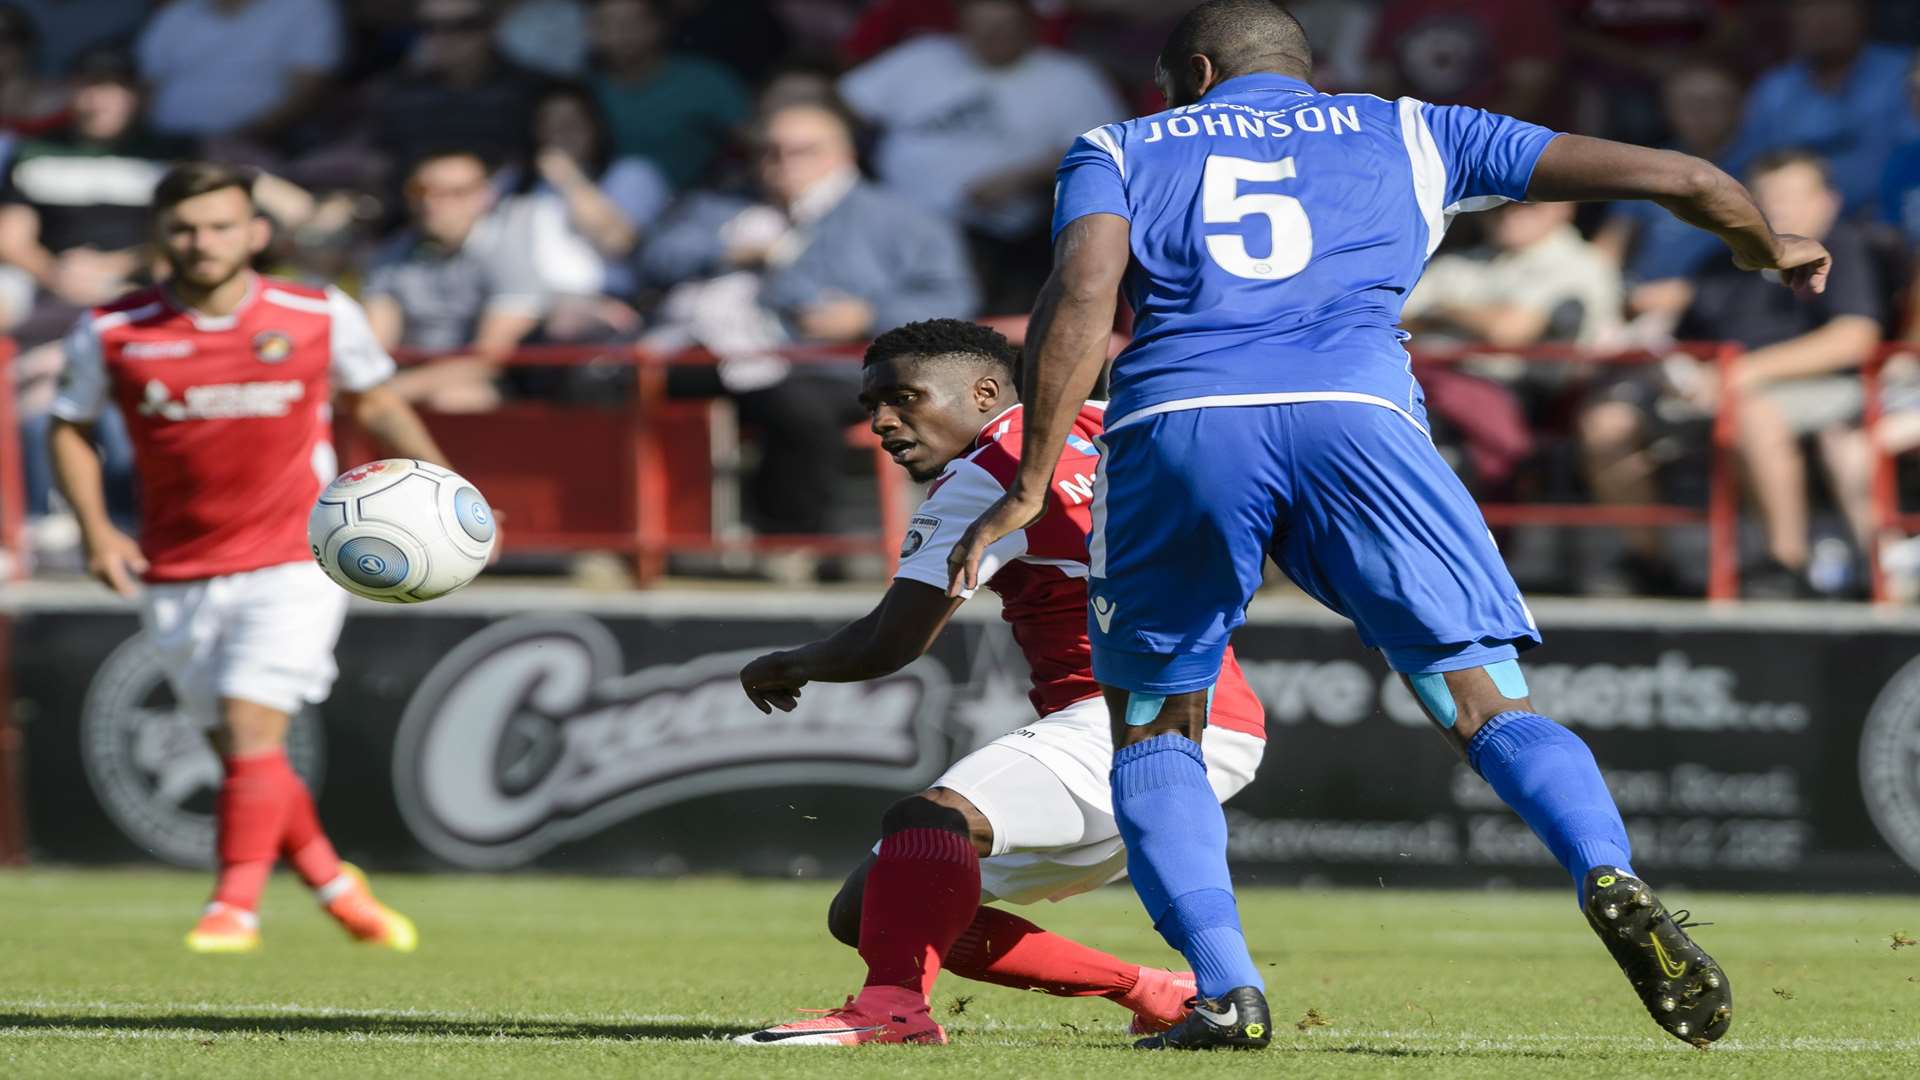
153, 162, 255, 215
1161, 0, 1312, 83
864, 319, 1019, 383
406, 146, 492, 181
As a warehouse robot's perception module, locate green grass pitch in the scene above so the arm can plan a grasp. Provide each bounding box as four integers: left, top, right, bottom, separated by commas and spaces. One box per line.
2, 869, 1917, 1078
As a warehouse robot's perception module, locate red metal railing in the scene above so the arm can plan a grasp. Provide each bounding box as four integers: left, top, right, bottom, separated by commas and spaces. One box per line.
0, 335, 1885, 604
330, 344, 910, 585
1413, 342, 1744, 602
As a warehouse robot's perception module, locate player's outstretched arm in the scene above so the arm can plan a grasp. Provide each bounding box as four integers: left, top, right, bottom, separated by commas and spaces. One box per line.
947, 213, 1129, 596
1526, 134, 1830, 298
739, 580, 966, 714
47, 417, 146, 597
341, 382, 452, 468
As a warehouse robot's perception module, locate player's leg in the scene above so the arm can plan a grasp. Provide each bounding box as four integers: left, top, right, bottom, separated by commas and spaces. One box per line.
1401, 658, 1730, 1045
137, 578, 266, 952
187, 694, 289, 952
1089, 410, 1279, 1050
1280, 401, 1728, 1045
823, 705, 1207, 1031
217, 563, 415, 951
737, 787, 976, 1045
833, 857, 1190, 1022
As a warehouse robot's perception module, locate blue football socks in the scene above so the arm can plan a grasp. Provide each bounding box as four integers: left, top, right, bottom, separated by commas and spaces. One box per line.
1111, 732, 1263, 996
1466, 711, 1634, 901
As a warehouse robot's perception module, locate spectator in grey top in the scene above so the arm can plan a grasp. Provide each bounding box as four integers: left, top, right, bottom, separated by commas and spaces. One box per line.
641, 101, 977, 350
640, 98, 977, 540
363, 149, 546, 412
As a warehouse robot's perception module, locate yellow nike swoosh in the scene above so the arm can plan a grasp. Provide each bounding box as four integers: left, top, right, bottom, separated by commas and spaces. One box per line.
1650, 935, 1688, 979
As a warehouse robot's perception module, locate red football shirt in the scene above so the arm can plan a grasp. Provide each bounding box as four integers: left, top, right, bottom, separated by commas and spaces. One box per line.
893, 403, 1266, 738
51, 275, 397, 582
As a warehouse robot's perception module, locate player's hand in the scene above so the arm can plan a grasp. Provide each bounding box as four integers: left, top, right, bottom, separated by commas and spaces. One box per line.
83, 527, 148, 599
946, 488, 1046, 597
741, 651, 807, 714
1737, 233, 1830, 299
534, 148, 589, 191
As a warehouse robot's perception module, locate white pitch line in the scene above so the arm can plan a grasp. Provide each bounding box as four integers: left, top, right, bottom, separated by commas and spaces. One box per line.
0, 1027, 671, 1048
5, 1002, 1919, 1054
0, 998, 706, 1027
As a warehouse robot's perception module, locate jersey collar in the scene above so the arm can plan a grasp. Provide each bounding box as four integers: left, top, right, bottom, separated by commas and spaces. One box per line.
1201, 73, 1316, 101
974, 402, 1022, 447
162, 271, 259, 332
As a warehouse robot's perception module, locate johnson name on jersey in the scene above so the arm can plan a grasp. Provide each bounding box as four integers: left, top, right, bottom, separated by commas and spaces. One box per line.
1052, 74, 1559, 431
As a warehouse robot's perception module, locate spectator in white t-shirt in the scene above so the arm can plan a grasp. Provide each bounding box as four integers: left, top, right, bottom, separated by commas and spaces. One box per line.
136, 0, 344, 143
839, 0, 1123, 312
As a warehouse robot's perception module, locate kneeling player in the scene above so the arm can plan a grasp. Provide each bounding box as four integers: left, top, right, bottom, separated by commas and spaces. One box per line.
49, 164, 450, 953
733, 320, 1268, 1046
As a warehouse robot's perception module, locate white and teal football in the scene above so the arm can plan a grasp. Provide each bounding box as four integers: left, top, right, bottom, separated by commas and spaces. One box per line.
308, 459, 495, 603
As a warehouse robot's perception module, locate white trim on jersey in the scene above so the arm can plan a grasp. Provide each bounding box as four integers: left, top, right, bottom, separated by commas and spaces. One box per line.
893, 456, 1030, 598
48, 312, 116, 423
1398, 97, 1449, 259
263, 287, 332, 314
1020, 555, 1090, 578
1089, 434, 1111, 578
1106, 391, 1433, 438
324, 285, 399, 392
1400, 98, 1520, 260
1081, 124, 1126, 178
94, 301, 166, 332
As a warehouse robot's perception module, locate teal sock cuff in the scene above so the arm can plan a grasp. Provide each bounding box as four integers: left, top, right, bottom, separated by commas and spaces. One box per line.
1124, 691, 1168, 727
1411, 661, 1530, 729
1487, 658, 1529, 699
1410, 671, 1456, 727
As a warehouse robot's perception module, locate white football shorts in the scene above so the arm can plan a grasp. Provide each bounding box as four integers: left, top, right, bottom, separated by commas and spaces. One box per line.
138, 560, 350, 723
930, 694, 1265, 906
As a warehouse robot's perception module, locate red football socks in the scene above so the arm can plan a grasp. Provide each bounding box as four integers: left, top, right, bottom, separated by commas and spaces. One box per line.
858, 828, 981, 999
211, 751, 292, 912
211, 749, 346, 910
281, 770, 344, 892
944, 906, 1142, 999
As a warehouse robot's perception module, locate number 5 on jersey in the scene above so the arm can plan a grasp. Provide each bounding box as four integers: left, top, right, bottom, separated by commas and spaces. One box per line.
1202, 154, 1313, 281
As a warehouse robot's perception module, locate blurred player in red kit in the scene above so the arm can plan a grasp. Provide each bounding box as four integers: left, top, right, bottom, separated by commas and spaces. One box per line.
733, 320, 1267, 1046
48, 163, 452, 953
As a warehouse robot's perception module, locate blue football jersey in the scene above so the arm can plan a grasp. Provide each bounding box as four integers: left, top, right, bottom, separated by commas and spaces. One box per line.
1052, 73, 1560, 426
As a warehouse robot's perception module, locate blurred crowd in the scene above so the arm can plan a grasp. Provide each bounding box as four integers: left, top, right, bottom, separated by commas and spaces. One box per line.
6, 0, 1920, 597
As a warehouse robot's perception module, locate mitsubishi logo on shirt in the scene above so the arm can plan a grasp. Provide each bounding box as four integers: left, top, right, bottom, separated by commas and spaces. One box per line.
136, 377, 307, 421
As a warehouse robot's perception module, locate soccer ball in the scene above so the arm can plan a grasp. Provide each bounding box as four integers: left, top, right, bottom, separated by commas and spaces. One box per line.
308, 459, 496, 603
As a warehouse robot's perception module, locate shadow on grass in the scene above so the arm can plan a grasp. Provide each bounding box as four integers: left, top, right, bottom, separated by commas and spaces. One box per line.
0, 1011, 729, 1042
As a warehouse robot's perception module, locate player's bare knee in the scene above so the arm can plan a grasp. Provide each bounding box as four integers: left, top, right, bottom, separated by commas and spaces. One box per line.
880, 790, 990, 854
1407, 664, 1533, 745
216, 699, 290, 757
1103, 685, 1208, 748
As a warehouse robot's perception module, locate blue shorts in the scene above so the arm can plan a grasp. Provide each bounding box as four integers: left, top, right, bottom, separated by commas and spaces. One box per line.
1089, 401, 1540, 691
